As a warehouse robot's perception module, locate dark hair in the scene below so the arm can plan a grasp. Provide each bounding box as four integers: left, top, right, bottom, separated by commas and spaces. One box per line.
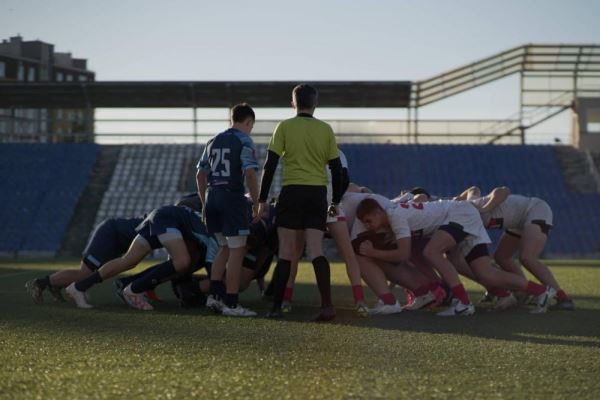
231, 103, 255, 123
410, 187, 430, 198
292, 84, 318, 109
356, 198, 384, 221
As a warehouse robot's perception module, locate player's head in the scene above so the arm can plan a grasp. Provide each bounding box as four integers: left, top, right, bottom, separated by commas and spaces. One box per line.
356, 198, 388, 231
230, 103, 255, 134
292, 84, 318, 111
409, 187, 431, 200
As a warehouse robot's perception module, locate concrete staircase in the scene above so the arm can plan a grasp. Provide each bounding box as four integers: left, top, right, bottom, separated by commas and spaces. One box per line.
58, 145, 122, 257
554, 146, 600, 193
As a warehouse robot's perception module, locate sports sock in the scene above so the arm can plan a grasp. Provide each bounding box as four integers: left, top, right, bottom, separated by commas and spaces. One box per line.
35, 275, 51, 290
209, 280, 226, 299
379, 292, 396, 305
525, 281, 546, 296
130, 260, 176, 294
312, 256, 333, 308
75, 271, 102, 292
557, 289, 569, 301
451, 284, 470, 305
283, 287, 294, 302
118, 267, 156, 287
224, 293, 239, 308
351, 285, 365, 303
270, 259, 291, 310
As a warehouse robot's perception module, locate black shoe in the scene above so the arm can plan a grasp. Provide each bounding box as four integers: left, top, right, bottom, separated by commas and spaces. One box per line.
266, 308, 284, 319
48, 285, 66, 302
479, 291, 497, 304
551, 298, 575, 311
312, 306, 336, 322
114, 280, 126, 305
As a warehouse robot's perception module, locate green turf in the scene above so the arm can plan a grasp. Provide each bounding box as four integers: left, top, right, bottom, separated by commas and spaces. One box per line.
1, 260, 599, 399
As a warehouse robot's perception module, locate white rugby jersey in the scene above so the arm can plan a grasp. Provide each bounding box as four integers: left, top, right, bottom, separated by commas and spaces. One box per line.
471, 194, 534, 230
388, 199, 456, 239
342, 191, 394, 234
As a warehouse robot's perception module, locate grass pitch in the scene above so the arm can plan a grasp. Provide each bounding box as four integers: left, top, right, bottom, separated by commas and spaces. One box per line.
1, 259, 599, 399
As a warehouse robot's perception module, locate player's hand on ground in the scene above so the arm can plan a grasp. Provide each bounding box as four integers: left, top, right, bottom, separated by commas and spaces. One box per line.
359, 240, 374, 257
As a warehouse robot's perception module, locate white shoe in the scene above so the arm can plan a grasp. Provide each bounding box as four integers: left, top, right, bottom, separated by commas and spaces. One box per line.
65, 283, 93, 309
494, 293, 518, 311
403, 291, 436, 311
368, 300, 403, 315
281, 301, 292, 313
222, 304, 257, 317
530, 286, 557, 314
122, 284, 153, 311
436, 298, 475, 316
206, 295, 224, 313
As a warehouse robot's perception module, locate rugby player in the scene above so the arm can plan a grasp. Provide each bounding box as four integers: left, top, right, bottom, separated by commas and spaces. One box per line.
354, 198, 557, 316
64, 205, 211, 310
197, 103, 260, 317
471, 187, 575, 310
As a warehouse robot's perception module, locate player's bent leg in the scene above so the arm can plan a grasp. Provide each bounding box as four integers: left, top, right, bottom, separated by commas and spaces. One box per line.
494, 232, 525, 278
328, 220, 367, 314
423, 230, 474, 316
66, 236, 151, 309
356, 256, 402, 315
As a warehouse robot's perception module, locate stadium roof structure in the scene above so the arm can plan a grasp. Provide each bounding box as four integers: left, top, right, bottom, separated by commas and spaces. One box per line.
0, 81, 412, 108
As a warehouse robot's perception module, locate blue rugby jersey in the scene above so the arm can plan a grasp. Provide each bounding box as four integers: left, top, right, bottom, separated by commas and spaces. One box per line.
197, 128, 258, 193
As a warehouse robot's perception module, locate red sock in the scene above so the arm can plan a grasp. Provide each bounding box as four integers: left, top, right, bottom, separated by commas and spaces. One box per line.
351, 285, 365, 303
451, 284, 470, 305
379, 292, 396, 305
487, 287, 511, 298
557, 289, 569, 301
526, 281, 546, 296
413, 284, 430, 296
283, 287, 293, 302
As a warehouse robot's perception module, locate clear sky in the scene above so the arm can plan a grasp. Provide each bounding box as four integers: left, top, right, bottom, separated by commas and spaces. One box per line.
1, 0, 599, 142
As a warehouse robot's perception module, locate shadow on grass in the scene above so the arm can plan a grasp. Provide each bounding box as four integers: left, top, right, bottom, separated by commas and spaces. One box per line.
2, 267, 600, 350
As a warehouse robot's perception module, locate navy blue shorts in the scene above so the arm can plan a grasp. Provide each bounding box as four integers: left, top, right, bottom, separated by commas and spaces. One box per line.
136, 207, 182, 248
82, 219, 133, 270
205, 188, 250, 237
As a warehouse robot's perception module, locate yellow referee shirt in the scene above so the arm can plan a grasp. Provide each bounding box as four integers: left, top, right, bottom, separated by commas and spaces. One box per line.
268, 114, 339, 186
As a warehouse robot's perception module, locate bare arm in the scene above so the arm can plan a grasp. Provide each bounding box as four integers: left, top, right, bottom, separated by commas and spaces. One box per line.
454, 186, 481, 201
245, 168, 259, 219
479, 186, 510, 213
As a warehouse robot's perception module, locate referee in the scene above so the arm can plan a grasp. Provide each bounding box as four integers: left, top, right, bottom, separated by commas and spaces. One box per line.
258, 84, 343, 321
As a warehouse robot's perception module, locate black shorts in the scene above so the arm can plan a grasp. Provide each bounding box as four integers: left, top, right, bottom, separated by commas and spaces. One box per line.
276, 185, 327, 231
82, 219, 130, 270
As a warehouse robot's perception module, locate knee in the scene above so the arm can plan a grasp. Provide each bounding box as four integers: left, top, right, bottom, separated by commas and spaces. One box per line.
172, 254, 191, 273
519, 255, 535, 267
494, 253, 510, 266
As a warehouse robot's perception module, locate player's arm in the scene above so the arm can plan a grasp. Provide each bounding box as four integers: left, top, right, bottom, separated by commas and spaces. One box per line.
241, 139, 260, 218
195, 146, 210, 211
478, 186, 510, 213
454, 186, 481, 201
258, 150, 280, 217
359, 237, 412, 263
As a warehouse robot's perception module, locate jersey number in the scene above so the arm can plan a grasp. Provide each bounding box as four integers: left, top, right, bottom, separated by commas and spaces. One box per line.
211, 148, 231, 177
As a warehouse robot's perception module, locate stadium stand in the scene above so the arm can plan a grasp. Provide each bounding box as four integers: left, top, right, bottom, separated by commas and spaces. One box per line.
93, 144, 281, 226
2, 142, 597, 257
0, 143, 98, 256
